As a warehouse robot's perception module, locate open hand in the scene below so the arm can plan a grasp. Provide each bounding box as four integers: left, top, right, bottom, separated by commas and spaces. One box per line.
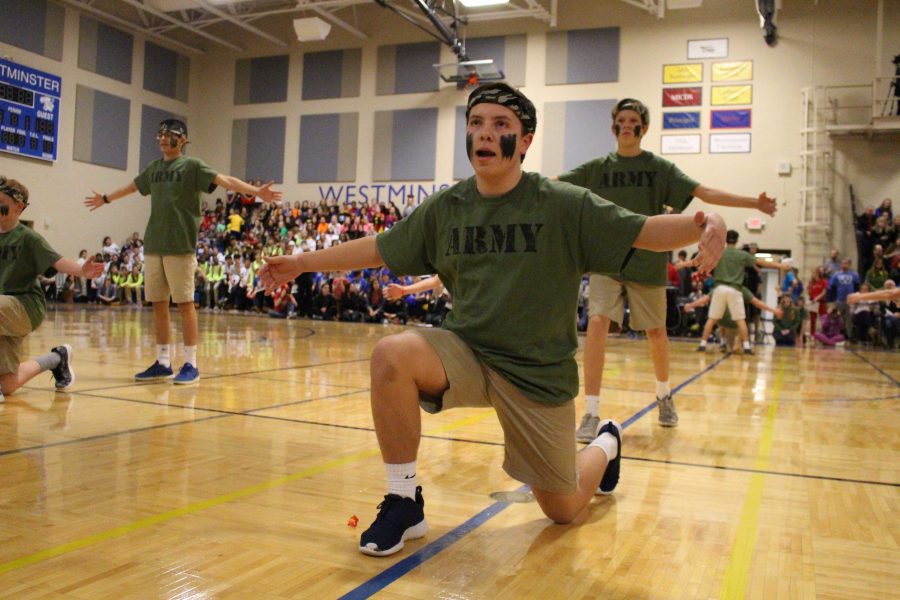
84, 190, 106, 211
384, 283, 406, 301
81, 257, 105, 278
256, 181, 283, 205
693, 211, 726, 274
259, 255, 300, 294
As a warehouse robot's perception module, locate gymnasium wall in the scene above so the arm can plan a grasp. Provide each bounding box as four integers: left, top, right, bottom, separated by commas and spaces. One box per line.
2, 0, 898, 275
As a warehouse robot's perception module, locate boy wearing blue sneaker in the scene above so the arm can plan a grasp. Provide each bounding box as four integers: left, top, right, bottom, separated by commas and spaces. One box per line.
260, 84, 726, 556
0, 177, 104, 402
84, 120, 281, 384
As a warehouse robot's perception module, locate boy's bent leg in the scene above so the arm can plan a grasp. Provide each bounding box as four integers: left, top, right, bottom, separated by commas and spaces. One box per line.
369, 332, 448, 462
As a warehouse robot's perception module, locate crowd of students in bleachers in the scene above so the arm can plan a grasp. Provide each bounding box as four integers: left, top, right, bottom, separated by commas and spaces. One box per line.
41, 189, 452, 327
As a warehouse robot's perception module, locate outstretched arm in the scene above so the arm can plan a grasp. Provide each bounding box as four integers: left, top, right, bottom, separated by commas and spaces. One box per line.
84, 181, 138, 211
259, 236, 383, 294
848, 287, 900, 304
634, 211, 726, 274
213, 175, 283, 204
750, 296, 783, 318
53, 257, 104, 279
693, 185, 777, 217
385, 276, 443, 300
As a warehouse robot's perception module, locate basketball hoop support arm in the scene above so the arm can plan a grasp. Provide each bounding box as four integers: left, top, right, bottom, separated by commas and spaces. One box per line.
374, 0, 470, 61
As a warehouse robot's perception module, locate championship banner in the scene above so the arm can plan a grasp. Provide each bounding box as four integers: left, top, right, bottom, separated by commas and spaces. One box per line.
711, 109, 751, 129
711, 85, 752, 106
662, 63, 703, 84
663, 111, 701, 129
712, 61, 753, 82
662, 87, 702, 107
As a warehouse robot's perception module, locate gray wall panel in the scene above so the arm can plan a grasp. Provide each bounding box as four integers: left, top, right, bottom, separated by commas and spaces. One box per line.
299, 114, 339, 182
372, 111, 393, 180
545, 32, 569, 85
541, 102, 568, 176
376, 46, 396, 96
302, 51, 343, 100
340, 49, 362, 98
336, 113, 359, 182
566, 28, 619, 84
43, 2, 64, 61
0, 0, 46, 57
175, 54, 190, 102
230, 120, 248, 179
393, 42, 439, 94
562, 99, 617, 171
245, 117, 285, 183
144, 42, 177, 98
390, 108, 436, 180
90, 90, 129, 170
77, 16, 98, 74
95, 22, 133, 83
248, 56, 288, 104
72, 85, 95, 165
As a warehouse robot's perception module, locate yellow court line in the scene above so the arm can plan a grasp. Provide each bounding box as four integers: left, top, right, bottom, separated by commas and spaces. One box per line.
0, 411, 495, 575
719, 357, 785, 599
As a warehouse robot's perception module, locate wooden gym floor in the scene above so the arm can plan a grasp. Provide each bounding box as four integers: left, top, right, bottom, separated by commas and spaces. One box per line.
0, 306, 897, 599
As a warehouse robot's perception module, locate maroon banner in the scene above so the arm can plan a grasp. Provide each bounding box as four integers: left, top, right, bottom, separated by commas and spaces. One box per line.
662, 87, 702, 107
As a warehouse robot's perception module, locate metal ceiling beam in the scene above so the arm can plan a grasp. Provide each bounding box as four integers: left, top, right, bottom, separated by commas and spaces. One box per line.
309, 6, 369, 39
118, 0, 245, 51
194, 0, 289, 46
56, 0, 206, 54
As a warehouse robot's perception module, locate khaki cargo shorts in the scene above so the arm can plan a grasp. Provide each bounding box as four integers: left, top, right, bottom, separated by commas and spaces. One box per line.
144, 253, 197, 304
410, 327, 577, 494
0, 296, 33, 375
588, 273, 666, 331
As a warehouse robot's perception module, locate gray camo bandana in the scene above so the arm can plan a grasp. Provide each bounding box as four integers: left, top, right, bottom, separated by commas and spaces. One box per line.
466, 83, 537, 134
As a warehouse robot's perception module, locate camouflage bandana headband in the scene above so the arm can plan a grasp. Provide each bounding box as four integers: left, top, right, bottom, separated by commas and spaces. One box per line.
466, 83, 537, 134
0, 177, 28, 206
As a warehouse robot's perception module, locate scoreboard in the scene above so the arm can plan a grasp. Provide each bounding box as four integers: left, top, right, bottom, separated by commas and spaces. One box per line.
0, 58, 61, 162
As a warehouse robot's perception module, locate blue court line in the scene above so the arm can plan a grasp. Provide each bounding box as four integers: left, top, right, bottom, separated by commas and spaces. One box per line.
849, 349, 900, 387
339, 354, 732, 598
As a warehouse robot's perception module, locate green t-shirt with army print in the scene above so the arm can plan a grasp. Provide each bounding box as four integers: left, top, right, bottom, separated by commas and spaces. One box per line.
0, 224, 61, 329
134, 155, 218, 255
377, 172, 647, 405
558, 151, 699, 286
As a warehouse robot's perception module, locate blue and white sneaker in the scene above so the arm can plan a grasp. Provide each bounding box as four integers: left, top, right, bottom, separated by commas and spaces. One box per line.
134, 361, 174, 382
596, 419, 622, 496
173, 363, 199, 385
50, 344, 75, 390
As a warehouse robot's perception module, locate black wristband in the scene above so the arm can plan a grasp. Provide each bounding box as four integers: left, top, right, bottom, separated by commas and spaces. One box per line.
102, 194, 110, 204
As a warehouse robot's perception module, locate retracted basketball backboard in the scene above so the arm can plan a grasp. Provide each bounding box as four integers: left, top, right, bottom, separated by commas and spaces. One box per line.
434, 59, 505, 85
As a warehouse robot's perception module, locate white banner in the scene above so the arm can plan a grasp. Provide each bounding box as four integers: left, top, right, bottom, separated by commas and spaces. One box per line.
709, 133, 751, 154
661, 134, 701, 155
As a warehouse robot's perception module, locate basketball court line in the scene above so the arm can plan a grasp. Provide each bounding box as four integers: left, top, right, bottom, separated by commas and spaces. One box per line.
719, 356, 785, 599
850, 349, 900, 387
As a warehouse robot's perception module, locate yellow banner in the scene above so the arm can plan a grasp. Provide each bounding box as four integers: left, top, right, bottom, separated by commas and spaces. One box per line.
711, 85, 752, 105
712, 61, 753, 82
663, 63, 703, 84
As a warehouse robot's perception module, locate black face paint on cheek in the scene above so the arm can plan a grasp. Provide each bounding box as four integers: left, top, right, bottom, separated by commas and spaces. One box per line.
634, 125, 642, 138
0, 206, 8, 216
466, 133, 474, 160
500, 134, 517, 160
614, 124, 622, 136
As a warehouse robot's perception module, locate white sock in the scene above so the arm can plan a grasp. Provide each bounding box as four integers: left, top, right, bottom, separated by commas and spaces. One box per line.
184, 345, 197, 367
656, 380, 670, 399
743, 340, 752, 350
589, 431, 618, 461
157, 344, 171, 368
699, 339, 707, 348
385, 461, 417, 499
584, 394, 600, 417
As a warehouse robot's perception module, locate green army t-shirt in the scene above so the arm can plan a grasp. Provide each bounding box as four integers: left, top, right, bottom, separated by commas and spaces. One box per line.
558, 151, 699, 286
377, 172, 647, 405
134, 156, 218, 255
713, 246, 757, 288
0, 224, 61, 329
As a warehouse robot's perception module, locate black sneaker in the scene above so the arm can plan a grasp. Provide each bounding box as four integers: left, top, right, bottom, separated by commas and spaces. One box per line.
359, 486, 428, 556
743, 347, 755, 355
596, 420, 622, 495
696, 345, 706, 352
50, 344, 75, 390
